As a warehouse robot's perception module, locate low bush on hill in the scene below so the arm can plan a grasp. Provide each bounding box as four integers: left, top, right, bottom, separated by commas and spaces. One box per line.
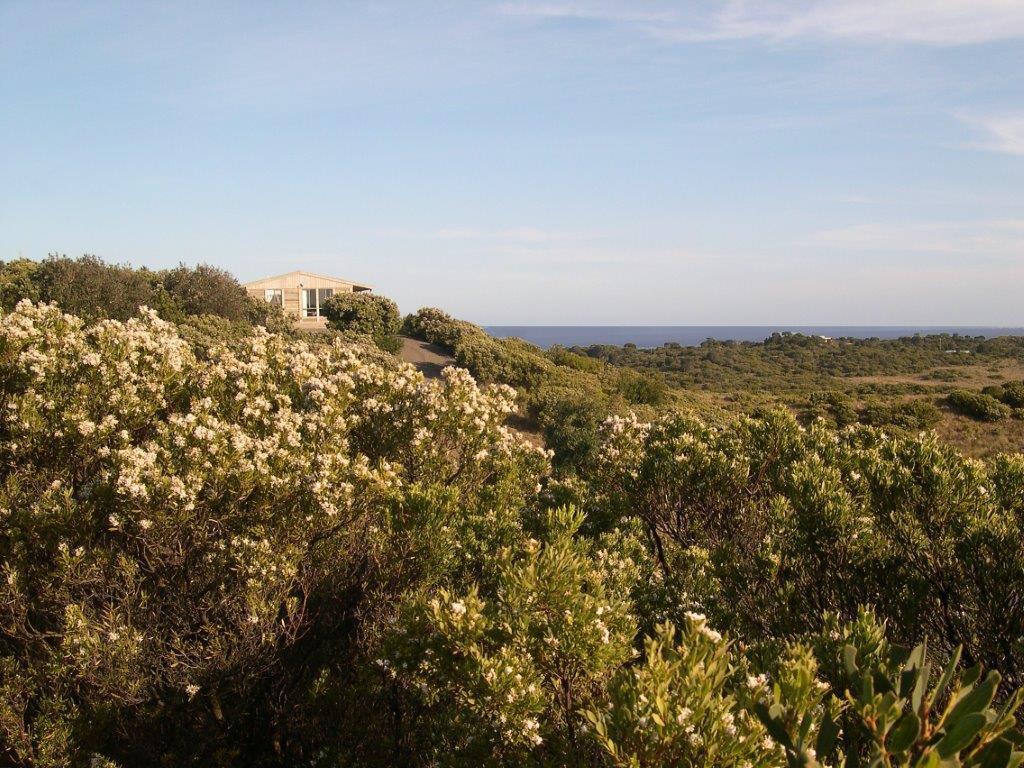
321, 292, 402, 353
859, 398, 943, 430
947, 389, 1013, 421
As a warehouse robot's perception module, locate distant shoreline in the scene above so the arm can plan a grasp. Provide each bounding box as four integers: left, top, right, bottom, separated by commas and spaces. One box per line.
485, 326, 1024, 349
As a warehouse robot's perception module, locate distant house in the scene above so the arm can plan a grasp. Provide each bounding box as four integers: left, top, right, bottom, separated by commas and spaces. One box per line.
244, 270, 372, 328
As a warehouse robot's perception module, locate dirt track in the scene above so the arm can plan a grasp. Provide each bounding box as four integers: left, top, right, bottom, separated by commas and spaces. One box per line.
399, 336, 456, 379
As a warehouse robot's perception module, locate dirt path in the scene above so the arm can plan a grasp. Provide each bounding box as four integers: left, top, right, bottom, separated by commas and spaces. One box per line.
399, 336, 456, 379
399, 336, 545, 446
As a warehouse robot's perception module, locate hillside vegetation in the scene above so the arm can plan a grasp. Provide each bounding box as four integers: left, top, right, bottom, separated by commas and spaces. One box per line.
2, 265, 1024, 766
574, 332, 1024, 458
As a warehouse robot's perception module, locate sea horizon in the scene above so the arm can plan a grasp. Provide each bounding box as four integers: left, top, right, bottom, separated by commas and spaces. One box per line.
484, 325, 1024, 349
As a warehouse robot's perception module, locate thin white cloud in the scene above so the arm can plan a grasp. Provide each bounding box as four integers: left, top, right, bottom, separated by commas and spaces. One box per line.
433, 226, 577, 244
498, 1, 1024, 45
959, 113, 1024, 156
806, 219, 1024, 257
496, 2, 673, 23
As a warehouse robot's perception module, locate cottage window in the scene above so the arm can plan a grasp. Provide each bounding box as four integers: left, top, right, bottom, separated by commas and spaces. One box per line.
301, 287, 336, 317
264, 289, 283, 307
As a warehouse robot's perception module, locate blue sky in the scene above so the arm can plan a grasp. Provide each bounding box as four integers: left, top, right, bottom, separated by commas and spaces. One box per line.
1, 1, 1022, 324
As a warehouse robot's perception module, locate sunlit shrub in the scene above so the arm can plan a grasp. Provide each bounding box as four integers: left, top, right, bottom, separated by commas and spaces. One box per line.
947, 389, 1013, 421
0, 301, 546, 766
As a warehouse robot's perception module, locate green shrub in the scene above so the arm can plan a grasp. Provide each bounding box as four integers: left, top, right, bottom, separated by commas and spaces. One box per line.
807, 390, 858, 427
0, 255, 285, 329
585, 409, 1024, 687
860, 398, 942, 430
614, 367, 668, 406
403, 306, 473, 350
321, 292, 401, 353
161, 262, 275, 325
586, 609, 1024, 768
1000, 381, 1024, 408
947, 389, 1013, 421
0, 301, 546, 766
37, 253, 160, 320
6, 300, 1024, 766
530, 384, 610, 468
548, 346, 603, 373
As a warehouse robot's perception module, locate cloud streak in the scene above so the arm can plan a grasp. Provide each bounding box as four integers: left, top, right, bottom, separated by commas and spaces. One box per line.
806, 219, 1024, 258
960, 113, 1024, 156
498, 1, 1024, 45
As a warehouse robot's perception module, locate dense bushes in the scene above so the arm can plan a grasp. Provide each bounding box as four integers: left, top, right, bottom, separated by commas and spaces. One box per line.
403, 308, 664, 469
582, 409, 1024, 689
0, 301, 545, 766
321, 292, 402, 353
859, 397, 942, 430
3, 301, 1024, 766
0, 255, 286, 329
947, 389, 1014, 421
577, 332, 1024, 393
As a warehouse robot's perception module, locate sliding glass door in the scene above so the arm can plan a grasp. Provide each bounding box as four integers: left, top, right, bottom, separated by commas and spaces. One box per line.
300, 287, 335, 317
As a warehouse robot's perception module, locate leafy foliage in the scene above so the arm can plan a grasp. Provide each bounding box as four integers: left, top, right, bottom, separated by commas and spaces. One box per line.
2, 300, 1024, 767
947, 389, 1014, 421
0, 255, 287, 329
321, 292, 402, 353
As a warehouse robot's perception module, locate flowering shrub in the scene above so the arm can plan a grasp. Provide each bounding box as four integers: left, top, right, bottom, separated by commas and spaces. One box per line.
587, 610, 1024, 768
0, 301, 546, 766
585, 409, 1024, 688
2, 300, 1024, 766
383, 506, 641, 765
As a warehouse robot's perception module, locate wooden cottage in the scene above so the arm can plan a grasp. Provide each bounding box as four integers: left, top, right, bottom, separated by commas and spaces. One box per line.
243, 270, 373, 328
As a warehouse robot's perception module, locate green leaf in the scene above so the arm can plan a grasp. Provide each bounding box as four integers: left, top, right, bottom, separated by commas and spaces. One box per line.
975, 737, 1012, 768
936, 712, 987, 758
931, 647, 963, 709
912, 663, 931, 714
754, 702, 794, 749
816, 708, 840, 759
888, 711, 921, 753
948, 672, 1001, 725
844, 645, 860, 678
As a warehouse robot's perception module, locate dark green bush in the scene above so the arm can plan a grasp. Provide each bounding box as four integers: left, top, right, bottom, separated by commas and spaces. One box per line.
614, 368, 668, 406
161, 262, 268, 323
947, 389, 1013, 421
321, 292, 401, 353
1000, 381, 1024, 408
807, 390, 858, 427
530, 384, 609, 468
0, 255, 284, 329
860, 398, 942, 430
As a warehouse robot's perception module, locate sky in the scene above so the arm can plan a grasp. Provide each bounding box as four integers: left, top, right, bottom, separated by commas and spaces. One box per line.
1, 1, 1023, 325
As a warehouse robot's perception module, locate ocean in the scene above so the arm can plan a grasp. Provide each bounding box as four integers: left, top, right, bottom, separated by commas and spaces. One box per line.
484, 326, 1024, 349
